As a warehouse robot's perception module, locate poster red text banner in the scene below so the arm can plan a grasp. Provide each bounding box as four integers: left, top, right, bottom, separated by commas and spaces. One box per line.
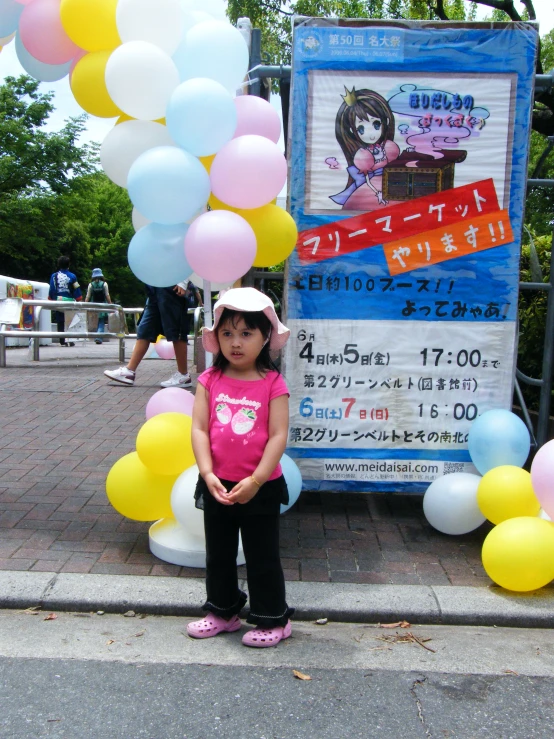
383, 209, 514, 275
296, 178, 499, 264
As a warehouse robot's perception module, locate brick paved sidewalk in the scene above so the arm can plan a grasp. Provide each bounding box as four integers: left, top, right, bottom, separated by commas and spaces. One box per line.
0, 341, 493, 586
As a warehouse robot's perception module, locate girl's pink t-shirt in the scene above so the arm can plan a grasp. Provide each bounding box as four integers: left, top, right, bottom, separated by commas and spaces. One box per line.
198, 368, 289, 482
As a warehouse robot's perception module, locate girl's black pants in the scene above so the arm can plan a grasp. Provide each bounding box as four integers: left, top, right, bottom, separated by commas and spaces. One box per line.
196, 475, 293, 627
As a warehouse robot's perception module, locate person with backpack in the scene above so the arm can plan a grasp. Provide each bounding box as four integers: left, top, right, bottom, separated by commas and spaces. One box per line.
48, 255, 83, 346
85, 268, 112, 344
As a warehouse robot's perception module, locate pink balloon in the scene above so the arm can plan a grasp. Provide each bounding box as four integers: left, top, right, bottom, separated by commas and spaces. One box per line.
184, 210, 256, 283
19, 0, 80, 65
210, 135, 287, 209
531, 439, 554, 519
146, 387, 195, 420
156, 339, 176, 359
15, 0, 34, 4
233, 96, 281, 143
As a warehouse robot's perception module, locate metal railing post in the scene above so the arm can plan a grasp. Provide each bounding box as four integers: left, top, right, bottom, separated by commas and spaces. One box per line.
536, 230, 554, 446
32, 305, 41, 361
0, 300, 144, 366
118, 307, 126, 362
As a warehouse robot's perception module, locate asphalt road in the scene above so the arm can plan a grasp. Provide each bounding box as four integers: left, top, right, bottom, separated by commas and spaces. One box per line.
1, 610, 553, 739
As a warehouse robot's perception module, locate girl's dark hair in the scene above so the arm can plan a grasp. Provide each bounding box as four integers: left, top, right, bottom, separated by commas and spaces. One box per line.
212, 308, 279, 375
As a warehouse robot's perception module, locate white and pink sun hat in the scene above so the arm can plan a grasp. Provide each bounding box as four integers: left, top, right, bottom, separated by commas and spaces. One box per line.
202, 287, 290, 354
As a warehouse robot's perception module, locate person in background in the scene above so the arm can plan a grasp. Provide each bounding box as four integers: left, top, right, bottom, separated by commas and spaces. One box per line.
185, 280, 203, 345
48, 255, 82, 347
186, 280, 203, 317
104, 282, 192, 388
85, 268, 112, 344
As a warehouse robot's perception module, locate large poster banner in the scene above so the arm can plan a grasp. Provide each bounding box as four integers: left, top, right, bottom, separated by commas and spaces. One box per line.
284, 20, 539, 491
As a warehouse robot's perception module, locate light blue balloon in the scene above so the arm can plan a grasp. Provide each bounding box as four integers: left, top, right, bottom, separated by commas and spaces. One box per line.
127, 146, 210, 225
166, 78, 237, 157
280, 454, 303, 515
468, 409, 530, 475
175, 21, 249, 93
0, 0, 23, 38
128, 222, 192, 288
15, 32, 72, 82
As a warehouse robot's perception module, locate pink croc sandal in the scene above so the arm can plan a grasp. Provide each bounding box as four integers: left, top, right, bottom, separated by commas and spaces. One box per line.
242, 620, 292, 648
187, 613, 242, 639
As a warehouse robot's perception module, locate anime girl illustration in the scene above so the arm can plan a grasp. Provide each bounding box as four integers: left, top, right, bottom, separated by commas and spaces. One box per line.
330, 87, 400, 210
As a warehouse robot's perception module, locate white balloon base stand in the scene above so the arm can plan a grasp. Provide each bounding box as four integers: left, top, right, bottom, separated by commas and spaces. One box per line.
149, 518, 245, 568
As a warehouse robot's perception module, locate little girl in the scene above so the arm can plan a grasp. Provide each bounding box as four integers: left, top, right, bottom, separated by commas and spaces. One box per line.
188, 287, 293, 648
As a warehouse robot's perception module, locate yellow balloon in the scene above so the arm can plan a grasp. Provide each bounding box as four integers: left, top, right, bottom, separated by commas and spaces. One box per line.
116, 113, 165, 125
106, 452, 176, 521
243, 204, 298, 268
208, 192, 241, 213
208, 194, 277, 213
477, 466, 540, 524
482, 517, 554, 591
60, 0, 120, 52
71, 51, 121, 118
136, 412, 195, 476
199, 154, 216, 175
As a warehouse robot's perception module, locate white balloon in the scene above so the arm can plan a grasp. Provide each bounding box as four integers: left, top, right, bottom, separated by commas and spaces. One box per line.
539, 509, 552, 521
181, 7, 212, 35
117, 0, 184, 55
101, 120, 176, 188
171, 465, 205, 537
132, 207, 151, 232
176, 20, 248, 93
180, 0, 225, 20
189, 272, 233, 292
105, 41, 180, 121
172, 10, 213, 82
423, 473, 485, 535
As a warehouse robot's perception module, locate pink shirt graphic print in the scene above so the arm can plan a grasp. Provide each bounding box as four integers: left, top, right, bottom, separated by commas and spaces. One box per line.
198, 368, 289, 483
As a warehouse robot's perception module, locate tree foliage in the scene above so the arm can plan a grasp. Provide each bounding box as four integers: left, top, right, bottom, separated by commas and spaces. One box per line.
228, 0, 553, 137
0, 76, 96, 196
0, 75, 144, 309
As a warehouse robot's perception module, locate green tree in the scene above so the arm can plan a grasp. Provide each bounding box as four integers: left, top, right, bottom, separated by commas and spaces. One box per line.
0, 75, 97, 281
84, 172, 144, 309
0, 75, 144, 308
0, 75, 96, 196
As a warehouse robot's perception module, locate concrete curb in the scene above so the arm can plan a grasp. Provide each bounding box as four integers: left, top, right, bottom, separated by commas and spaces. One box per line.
1, 572, 553, 629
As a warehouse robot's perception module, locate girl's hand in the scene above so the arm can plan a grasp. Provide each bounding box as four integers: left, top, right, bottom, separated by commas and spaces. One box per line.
204, 472, 233, 505
226, 477, 260, 505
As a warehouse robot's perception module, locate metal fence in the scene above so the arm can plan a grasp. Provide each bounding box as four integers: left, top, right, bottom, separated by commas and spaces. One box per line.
0, 299, 206, 369
0, 300, 138, 366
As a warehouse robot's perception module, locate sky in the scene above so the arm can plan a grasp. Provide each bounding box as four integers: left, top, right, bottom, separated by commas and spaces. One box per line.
0, 0, 552, 151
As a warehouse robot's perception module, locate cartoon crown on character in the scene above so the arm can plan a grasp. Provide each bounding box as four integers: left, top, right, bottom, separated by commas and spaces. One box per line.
342, 86, 358, 107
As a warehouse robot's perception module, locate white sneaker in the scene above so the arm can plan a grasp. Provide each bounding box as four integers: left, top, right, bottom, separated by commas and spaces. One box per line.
104, 367, 135, 386
160, 371, 192, 388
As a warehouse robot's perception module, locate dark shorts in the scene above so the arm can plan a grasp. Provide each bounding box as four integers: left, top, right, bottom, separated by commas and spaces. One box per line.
137, 287, 190, 343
